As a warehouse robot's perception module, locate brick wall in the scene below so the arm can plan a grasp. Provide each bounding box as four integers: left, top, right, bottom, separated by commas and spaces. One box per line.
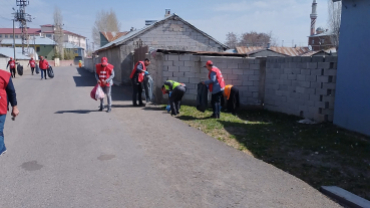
264, 56, 338, 122
147, 51, 338, 122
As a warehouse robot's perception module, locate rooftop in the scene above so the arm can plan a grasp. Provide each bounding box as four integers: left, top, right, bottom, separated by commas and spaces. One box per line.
236, 46, 311, 56
0, 28, 41, 34
0, 47, 36, 60
100, 31, 129, 42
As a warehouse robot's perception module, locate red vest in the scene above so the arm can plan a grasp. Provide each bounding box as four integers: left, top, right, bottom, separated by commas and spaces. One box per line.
0, 70, 11, 115
130, 61, 146, 83
8, 60, 16, 69
29, 60, 36, 68
96, 63, 114, 87
208, 67, 225, 92
39, 59, 49, 70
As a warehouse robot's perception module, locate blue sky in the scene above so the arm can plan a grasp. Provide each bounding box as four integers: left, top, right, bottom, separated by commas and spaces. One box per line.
0, 0, 329, 47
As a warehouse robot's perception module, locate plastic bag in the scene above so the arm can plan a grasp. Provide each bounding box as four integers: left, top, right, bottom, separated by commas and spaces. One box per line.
95, 85, 105, 100
90, 84, 105, 101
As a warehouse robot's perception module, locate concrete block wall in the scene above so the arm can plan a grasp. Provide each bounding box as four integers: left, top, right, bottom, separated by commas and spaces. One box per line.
130, 19, 224, 52
147, 52, 265, 106
264, 56, 338, 122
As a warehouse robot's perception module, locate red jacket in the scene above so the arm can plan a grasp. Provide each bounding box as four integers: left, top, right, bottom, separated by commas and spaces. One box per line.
208, 67, 225, 92
8, 60, 16, 69
96, 63, 114, 87
39, 59, 49, 70
130, 61, 146, 83
29, 60, 36, 68
0, 70, 11, 114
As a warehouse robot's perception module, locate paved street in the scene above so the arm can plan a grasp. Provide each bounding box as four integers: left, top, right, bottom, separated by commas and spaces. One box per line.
0, 66, 340, 208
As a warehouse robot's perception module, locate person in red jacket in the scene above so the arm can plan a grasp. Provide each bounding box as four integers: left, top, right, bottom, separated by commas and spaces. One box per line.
95, 57, 115, 113
28, 57, 36, 75
6, 57, 16, 78
130, 59, 150, 106
0, 69, 19, 156
39, 56, 49, 80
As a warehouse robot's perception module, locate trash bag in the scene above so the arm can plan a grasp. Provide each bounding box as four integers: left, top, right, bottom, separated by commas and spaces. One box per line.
142, 74, 154, 102
35, 64, 40, 74
90, 84, 105, 101
196, 83, 208, 112
47, 66, 54, 78
17, 64, 23, 76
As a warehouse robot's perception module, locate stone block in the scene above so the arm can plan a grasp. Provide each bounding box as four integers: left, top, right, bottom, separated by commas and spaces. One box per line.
312, 56, 325, 62
184, 61, 195, 67
297, 75, 306, 81
318, 62, 331, 69
179, 55, 193, 61
323, 83, 336, 89
325, 56, 338, 63
164, 60, 174, 66
296, 87, 305, 94
250, 63, 260, 70
317, 76, 329, 83
243, 81, 255, 86
292, 68, 301, 75
173, 72, 185, 77
284, 68, 293, 74
244, 70, 255, 75
231, 80, 242, 85
308, 62, 318, 69
185, 72, 196, 78
301, 69, 311, 75
163, 71, 173, 77
179, 66, 191, 72
168, 66, 179, 72
189, 78, 200, 84
167, 54, 179, 61
306, 75, 317, 82
310, 69, 322, 76
178, 77, 189, 83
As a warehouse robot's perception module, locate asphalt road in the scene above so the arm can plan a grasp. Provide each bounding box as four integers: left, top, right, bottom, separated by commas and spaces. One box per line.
0, 66, 341, 208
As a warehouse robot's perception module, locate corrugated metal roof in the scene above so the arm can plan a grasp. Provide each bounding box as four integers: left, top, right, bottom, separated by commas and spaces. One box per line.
301, 47, 337, 56
97, 14, 228, 52
236, 46, 311, 56
156, 49, 247, 57
1, 36, 57, 45
63, 42, 83, 49
100, 31, 129, 42
0, 47, 36, 59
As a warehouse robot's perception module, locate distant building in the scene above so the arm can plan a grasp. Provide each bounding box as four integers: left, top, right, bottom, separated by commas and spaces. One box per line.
0, 25, 87, 56
308, 0, 335, 50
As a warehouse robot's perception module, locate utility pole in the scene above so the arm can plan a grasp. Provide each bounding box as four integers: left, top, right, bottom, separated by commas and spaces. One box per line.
13, 19, 16, 60
13, 0, 33, 55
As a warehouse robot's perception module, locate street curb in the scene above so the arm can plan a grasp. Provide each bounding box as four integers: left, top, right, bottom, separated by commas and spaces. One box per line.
320, 186, 370, 208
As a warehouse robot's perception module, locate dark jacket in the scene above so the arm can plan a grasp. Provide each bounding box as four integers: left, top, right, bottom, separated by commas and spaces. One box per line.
196, 83, 208, 112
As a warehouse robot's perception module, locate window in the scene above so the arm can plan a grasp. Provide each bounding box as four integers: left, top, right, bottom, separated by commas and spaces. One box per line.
46, 34, 51, 38
322, 39, 325, 44
312, 40, 314, 44
15, 35, 18, 38
5, 35, 8, 38
0, 34, 2, 38
10, 35, 13, 38
36, 47, 40, 52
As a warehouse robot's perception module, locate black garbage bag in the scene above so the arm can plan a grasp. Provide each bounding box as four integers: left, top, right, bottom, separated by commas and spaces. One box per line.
36, 64, 40, 74
47, 66, 54, 78
196, 82, 208, 112
17, 64, 23, 76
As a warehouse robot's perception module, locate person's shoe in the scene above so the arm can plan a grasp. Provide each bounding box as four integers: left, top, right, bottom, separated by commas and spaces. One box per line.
99, 105, 103, 111
209, 114, 216, 118
0, 150, 7, 156
138, 103, 145, 107
106, 107, 111, 113
216, 114, 220, 119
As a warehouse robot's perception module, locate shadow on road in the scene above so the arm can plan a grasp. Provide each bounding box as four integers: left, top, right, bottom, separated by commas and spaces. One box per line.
73, 67, 96, 87
177, 115, 213, 121
55, 110, 100, 114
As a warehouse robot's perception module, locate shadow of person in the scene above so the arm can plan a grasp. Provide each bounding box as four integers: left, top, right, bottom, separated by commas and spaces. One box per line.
55, 109, 100, 114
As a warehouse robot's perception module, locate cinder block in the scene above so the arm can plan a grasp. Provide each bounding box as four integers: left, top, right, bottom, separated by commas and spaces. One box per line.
317, 76, 329, 83
311, 82, 321, 89
248, 75, 260, 81
324, 69, 337, 76
312, 56, 325, 62
173, 72, 184, 77
163, 71, 173, 77
323, 83, 336, 89
296, 87, 305, 94
318, 62, 331, 69
243, 81, 255, 86
310, 69, 322, 76
308, 62, 318, 69
185, 72, 196, 78
292, 68, 301, 75
179, 55, 192, 61
297, 75, 306, 81
163, 61, 174, 66
306, 75, 317, 82
325, 56, 338, 63
184, 61, 195, 67
298, 81, 311, 88
167, 55, 179, 61
250, 64, 260, 70
231, 80, 242, 85
178, 66, 191, 72
301, 69, 311, 75
288, 74, 297, 80
244, 70, 255, 75
232, 69, 244, 75
178, 77, 189, 83
168, 66, 179, 72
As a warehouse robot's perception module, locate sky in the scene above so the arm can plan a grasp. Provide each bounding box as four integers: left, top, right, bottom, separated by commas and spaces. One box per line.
0, 0, 329, 48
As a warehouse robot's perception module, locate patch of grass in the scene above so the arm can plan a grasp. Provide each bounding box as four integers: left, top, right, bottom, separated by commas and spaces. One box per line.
176, 105, 370, 201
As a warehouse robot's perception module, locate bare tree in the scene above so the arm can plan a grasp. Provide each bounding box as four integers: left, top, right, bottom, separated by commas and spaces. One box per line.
225, 32, 239, 48
328, 0, 341, 49
54, 6, 64, 59
92, 9, 121, 47
239, 31, 271, 47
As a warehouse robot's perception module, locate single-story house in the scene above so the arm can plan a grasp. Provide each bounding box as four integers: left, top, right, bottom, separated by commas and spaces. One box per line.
100, 31, 129, 47
95, 12, 228, 85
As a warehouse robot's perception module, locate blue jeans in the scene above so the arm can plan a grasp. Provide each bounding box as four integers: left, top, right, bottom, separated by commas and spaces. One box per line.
41, 69, 44, 79
0, 114, 7, 155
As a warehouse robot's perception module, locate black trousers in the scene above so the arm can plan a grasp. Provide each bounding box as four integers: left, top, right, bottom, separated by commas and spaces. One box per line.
42, 70, 48, 79
10, 68, 16, 78
170, 86, 186, 115
224, 87, 240, 115
31, 67, 35, 74
132, 79, 143, 105
211, 91, 223, 117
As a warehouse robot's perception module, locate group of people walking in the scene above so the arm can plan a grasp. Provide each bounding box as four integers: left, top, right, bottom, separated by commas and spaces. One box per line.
95, 57, 239, 118
6, 56, 50, 80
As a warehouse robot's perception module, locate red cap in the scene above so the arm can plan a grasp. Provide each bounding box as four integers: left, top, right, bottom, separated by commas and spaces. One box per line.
40, 56, 44, 59
205, 60, 213, 66
10, 57, 13, 60
101, 57, 108, 65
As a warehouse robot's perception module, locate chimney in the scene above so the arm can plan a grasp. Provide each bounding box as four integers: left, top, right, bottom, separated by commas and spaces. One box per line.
310, 0, 318, 36
165, 9, 171, 17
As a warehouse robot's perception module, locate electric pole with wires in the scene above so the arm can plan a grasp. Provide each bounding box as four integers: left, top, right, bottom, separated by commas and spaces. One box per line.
12, 0, 32, 55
